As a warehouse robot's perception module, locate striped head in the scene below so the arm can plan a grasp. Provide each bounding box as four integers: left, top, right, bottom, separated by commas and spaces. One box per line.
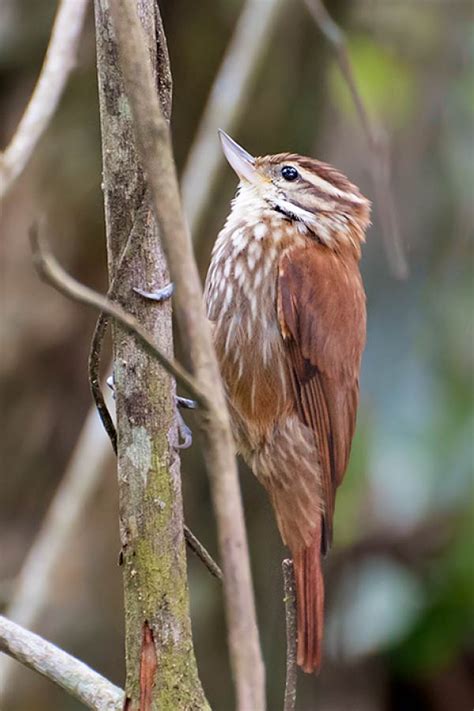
219, 130, 371, 253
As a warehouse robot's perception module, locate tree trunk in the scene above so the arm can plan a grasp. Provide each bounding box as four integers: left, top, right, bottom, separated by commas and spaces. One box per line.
94, 1, 209, 707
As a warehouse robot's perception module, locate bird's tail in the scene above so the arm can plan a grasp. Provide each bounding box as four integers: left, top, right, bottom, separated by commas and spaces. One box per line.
292, 524, 324, 673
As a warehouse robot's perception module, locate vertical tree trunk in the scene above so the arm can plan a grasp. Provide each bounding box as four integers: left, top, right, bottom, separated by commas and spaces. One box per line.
94, 2, 208, 708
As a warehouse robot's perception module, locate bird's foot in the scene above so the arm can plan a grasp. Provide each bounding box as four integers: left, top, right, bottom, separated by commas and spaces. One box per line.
175, 397, 197, 448
106, 370, 195, 449
176, 409, 193, 449
133, 282, 174, 303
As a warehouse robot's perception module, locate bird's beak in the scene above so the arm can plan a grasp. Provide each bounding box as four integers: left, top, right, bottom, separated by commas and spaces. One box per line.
218, 130, 259, 184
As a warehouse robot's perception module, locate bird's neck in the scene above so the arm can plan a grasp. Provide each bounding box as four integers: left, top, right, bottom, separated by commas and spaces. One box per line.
224, 182, 364, 259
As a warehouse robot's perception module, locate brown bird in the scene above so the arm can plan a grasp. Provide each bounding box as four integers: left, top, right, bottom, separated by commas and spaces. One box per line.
204, 131, 371, 673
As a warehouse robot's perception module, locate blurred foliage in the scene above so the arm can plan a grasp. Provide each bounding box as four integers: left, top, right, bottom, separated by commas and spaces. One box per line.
329, 36, 416, 126
1, 0, 473, 710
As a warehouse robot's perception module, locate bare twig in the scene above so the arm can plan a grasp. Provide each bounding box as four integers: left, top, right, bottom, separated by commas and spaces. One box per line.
184, 526, 223, 581
30, 226, 207, 408
0, 0, 90, 198
109, 2, 265, 709
88, 316, 117, 451
282, 560, 297, 711
181, 0, 285, 234
303, 0, 408, 279
0, 615, 124, 711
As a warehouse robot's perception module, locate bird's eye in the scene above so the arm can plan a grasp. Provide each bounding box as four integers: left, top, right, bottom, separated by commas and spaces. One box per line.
281, 165, 299, 181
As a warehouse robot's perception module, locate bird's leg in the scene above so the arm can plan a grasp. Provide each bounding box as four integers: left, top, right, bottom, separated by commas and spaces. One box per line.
133, 282, 174, 302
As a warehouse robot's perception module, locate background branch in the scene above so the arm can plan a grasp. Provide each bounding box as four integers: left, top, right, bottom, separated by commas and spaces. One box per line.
303, 0, 408, 279
109, 1, 265, 708
181, 0, 284, 234
0, 615, 124, 711
0, 0, 90, 198
184, 526, 223, 581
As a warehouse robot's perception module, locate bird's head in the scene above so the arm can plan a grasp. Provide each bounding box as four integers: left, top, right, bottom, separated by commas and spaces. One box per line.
219, 130, 371, 251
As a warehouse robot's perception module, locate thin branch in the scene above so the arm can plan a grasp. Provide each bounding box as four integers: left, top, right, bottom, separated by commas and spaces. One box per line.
181, 0, 285, 234
303, 0, 408, 279
0, 0, 90, 198
0, 615, 124, 711
109, 2, 265, 709
184, 526, 223, 581
88, 314, 116, 452
282, 560, 297, 711
30, 226, 207, 409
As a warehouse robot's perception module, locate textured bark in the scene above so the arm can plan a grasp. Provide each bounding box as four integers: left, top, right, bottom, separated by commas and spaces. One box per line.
94, 2, 208, 708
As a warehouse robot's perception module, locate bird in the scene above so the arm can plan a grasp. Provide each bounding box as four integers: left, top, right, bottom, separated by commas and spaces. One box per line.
204, 131, 371, 674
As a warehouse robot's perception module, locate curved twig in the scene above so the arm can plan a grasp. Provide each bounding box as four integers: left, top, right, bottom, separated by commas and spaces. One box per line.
0, 0, 90, 198
30, 226, 207, 408
87, 201, 148, 455
303, 0, 408, 279
88, 313, 116, 452
181, 0, 285, 234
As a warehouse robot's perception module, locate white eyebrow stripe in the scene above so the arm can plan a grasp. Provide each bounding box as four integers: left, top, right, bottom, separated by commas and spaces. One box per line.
298, 167, 365, 204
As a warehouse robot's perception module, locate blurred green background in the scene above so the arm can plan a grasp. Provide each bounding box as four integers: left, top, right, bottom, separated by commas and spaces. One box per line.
1, 1, 473, 709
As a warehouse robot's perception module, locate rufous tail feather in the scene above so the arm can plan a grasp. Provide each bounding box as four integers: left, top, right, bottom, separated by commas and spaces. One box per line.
292, 523, 324, 673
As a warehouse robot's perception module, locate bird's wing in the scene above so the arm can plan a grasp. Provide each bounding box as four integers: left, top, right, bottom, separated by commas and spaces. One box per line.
277, 243, 366, 551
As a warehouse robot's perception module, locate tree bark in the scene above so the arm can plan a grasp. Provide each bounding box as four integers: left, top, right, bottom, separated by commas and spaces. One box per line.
94, 2, 208, 708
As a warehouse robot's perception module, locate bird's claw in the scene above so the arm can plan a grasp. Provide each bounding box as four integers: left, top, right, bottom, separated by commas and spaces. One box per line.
177, 396, 198, 410
176, 410, 193, 449
133, 282, 174, 303
106, 374, 115, 399
107, 370, 195, 449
